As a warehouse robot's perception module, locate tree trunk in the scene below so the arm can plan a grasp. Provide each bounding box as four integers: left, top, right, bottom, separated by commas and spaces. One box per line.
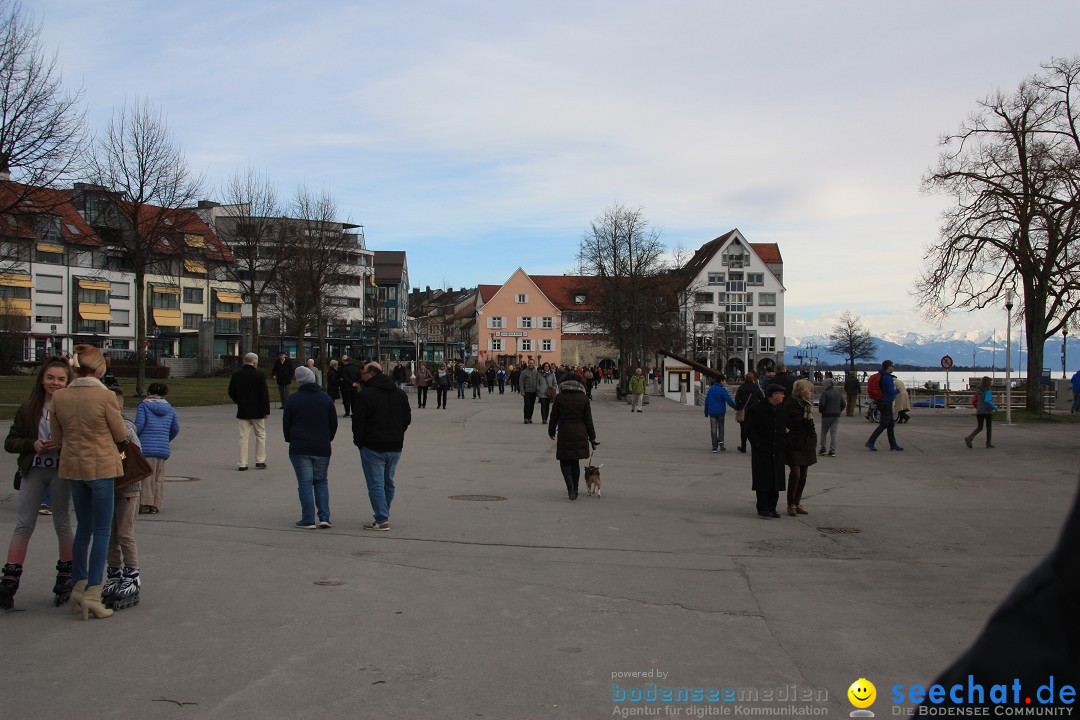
1025, 313, 1046, 411
134, 268, 146, 396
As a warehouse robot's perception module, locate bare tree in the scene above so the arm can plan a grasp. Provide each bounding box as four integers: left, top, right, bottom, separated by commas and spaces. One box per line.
919, 56, 1080, 409
90, 98, 204, 394
216, 165, 286, 357
282, 185, 358, 370
0, 0, 85, 209
0, 297, 26, 372
826, 311, 877, 369
577, 203, 668, 382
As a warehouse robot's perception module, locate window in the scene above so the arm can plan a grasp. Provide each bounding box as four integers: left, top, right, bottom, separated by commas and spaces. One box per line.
182, 313, 203, 330
541, 339, 553, 352
759, 293, 776, 306
214, 318, 239, 334
515, 293, 528, 303
0, 241, 24, 260
519, 338, 532, 352
111, 282, 129, 299
76, 319, 107, 334
573, 294, 586, 305
377, 287, 387, 301
215, 301, 241, 316
707, 273, 724, 285
151, 289, 180, 310
36, 275, 62, 293
35, 247, 64, 264
747, 273, 765, 286
77, 287, 108, 305
35, 305, 62, 324
110, 309, 130, 327
694, 311, 714, 324
72, 250, 94, 268
0, 285, 30, 300
491, 338, 502, 352
745, 293, 754, 306
519, 316, 532, 329
760, 336, 776, 353
541, 316, 554, 329
694, 292, 714, 304
183, 287, 203, 304
489, 316, 504, 329
758, 313, 776, 326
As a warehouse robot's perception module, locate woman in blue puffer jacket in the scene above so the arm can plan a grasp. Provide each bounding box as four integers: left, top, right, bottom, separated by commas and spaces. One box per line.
135, 383, 180, 514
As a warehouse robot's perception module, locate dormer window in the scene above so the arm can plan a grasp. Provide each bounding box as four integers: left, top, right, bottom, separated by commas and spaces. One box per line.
573, 294, 586, 304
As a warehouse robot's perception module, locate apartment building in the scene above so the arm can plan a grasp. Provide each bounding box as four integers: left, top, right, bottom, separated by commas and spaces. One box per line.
476, 269, 562, 366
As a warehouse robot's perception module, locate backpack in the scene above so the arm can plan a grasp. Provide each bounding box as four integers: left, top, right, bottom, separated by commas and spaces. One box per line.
867, 372, 884, 401
972, 391, 980, 408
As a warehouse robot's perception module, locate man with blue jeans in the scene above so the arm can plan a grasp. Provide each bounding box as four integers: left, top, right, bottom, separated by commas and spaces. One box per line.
865, 360, 903, 451
353, 362, 412, 531
283, 366, 337, 529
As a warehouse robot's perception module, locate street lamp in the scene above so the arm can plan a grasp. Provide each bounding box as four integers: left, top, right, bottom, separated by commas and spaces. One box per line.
1005, 285, 1014, 425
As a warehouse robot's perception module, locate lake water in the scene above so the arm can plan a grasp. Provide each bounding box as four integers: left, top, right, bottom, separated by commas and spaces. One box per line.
830, 370, 1036, 391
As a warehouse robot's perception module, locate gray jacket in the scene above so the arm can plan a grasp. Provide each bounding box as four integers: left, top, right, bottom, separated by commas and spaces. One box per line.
537, 370, 558, 397
519, 367, 539, 393
817, 381, 846, 418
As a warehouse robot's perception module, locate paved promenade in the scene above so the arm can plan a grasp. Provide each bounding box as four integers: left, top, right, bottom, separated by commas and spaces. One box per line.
1, 382, 1077, 719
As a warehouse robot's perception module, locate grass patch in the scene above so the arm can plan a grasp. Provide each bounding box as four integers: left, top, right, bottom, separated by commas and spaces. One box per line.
0, 374, 234, 420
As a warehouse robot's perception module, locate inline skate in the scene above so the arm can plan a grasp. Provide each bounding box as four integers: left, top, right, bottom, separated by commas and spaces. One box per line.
0, 563, 22, 610
52, 560, 72, 606
102, 566, 140, 610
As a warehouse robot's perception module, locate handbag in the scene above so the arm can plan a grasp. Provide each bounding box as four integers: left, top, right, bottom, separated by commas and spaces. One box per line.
13, 468, 21, 491
115, 440, 153, 490
735, 409, 746, 423
546, 387, 556, 399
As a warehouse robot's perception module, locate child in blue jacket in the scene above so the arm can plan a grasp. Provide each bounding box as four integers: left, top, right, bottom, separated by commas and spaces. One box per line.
136, 383, 180, 514
704, 376, 737, 452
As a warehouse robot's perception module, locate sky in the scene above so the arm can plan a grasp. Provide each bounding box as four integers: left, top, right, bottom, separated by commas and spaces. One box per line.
30, 0, 1080, 341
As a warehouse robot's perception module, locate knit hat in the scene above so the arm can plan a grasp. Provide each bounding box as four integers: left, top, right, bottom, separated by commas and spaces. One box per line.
295, 366, 317, 386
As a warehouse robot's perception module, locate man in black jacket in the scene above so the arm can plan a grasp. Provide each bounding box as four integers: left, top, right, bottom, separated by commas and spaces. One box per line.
227, 352, 271, 471
270, 351, 294, 409
352, 362, 411, 531
339, 356, 361, 418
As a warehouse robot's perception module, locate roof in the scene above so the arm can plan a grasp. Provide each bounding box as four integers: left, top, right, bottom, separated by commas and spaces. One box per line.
478, 284, 500, 303
678, 229, 783, 289
0, 182, 101, 246
529, 275, 601, 311
373, 250, 407, 284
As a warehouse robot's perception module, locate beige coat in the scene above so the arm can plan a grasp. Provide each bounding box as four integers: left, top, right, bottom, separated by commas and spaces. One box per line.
893, 379, 912, 414
50, 377, 127, 481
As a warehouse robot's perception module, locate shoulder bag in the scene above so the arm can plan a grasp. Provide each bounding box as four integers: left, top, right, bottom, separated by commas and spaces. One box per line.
115, 440, 153, 490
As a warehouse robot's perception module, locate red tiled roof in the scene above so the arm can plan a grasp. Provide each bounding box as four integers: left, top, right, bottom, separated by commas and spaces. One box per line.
0, 182, 101, 245
529, 275, 602, 311
129, 204, 233, 262
478, 284, 500, 303
751, 243, 782, 264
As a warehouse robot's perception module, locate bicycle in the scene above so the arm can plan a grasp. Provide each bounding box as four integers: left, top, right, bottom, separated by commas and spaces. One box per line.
864, 399, 881, 424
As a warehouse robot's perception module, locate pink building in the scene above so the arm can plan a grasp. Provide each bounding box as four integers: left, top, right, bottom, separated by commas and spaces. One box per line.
476, 268, 562, 366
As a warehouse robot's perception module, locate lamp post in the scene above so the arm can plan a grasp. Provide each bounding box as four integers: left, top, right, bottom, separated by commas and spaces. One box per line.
1005, 286, 1014, 425
805, 341, 818, 376
1063, 329, 1068, 379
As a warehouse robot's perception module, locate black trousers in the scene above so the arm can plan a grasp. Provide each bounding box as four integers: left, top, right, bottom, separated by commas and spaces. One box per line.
756, 490, 779, 512
523, 392, 537, 420
340, 387, 357, 416
539, 397, 552, 423
971, 414, 992, 445
435, 386, 448, 408
560, 460, 580, 495
416, 386, 428, 408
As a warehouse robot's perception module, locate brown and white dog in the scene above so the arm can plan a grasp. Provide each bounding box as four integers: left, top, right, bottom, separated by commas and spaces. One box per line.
584, 463, 603, 497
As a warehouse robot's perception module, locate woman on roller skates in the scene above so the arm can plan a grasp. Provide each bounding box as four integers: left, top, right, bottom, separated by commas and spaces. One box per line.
1, 358, 74, 610
50, 345, 129, 620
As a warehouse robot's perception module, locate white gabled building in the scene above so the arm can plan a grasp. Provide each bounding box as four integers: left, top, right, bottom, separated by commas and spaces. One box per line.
677, 229, 785, 378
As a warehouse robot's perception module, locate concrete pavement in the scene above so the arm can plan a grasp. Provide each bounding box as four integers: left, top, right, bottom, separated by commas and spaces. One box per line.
0, 381, 1077, 719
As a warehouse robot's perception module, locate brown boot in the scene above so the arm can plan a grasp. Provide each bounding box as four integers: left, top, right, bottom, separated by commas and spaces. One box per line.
80, 584, 113, 620
787, 504, 798, 517
796, 505, 808, 515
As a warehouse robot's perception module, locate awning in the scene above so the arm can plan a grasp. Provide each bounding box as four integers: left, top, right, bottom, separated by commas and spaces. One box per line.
215, 290, 244, 304
151, 285, 181, 295
0, 274, 32, 288
152, 308, 182, 327
184, 234, 206, 248
36, 243, 64, 254
184, 260, 207, 274
1, 298, 31, 316
78, 303, 112, 321
77, 279, 111, 291
215, 311, 242, 320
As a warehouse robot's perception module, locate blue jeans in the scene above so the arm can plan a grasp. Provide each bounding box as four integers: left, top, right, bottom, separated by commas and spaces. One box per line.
290, 454, 331, 524
360, 447, 400, 524
708, 414, 726, 450
69, 478, 116, 586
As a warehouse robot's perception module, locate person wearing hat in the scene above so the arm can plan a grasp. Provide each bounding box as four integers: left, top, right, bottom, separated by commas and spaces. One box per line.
282, 366, 337, 529
745, 383, 790, 518
865, 360, 903, 451
548, 372, 597, 500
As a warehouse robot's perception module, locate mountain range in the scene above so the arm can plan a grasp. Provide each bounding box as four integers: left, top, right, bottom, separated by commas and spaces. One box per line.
785, 330, 1078, 372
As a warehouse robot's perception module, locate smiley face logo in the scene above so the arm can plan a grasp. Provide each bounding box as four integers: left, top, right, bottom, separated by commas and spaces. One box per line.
848, 678, 877, 709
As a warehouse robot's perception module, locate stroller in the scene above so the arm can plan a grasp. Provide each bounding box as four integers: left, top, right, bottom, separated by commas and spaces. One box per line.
864, 399, 881, 424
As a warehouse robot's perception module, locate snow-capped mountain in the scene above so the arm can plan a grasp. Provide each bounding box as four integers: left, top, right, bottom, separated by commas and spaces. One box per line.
785, 331, 1076, 371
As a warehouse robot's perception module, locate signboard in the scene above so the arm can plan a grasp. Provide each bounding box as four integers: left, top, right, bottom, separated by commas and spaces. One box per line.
495, 331, 528, 337
1042, 368, 1051, 386
940, 355, 953, 370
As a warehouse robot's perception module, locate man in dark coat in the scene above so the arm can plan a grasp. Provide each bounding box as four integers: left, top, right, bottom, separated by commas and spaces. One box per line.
391, 362, 407, 390
270, 351, 294, 409
548, 372, 597, 500
339, 356, 361, 418
772, 364, 796, 396
227, 352, 271, 471
843, 371, 860, 417
746, 383, 788, 518
352, 363, 411, 531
